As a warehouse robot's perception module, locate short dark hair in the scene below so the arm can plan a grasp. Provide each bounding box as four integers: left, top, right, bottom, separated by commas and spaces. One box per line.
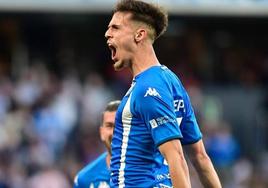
104, 100, 121, 112
101, 100, 120, 126
113, 0, 168, 41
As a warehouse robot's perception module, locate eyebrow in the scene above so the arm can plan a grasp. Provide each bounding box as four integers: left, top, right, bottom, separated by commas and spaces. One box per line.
108, 24, 120, 29
103, 122, 114, 126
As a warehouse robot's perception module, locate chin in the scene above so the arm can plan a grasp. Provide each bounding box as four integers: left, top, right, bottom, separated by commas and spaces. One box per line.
113, 60, 124, 71
104, 142, 112, 154
114, 59, 131, 71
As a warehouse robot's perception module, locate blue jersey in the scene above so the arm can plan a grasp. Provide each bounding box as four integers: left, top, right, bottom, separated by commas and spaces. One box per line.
110, 65, 202, 188
153, 151, 173, 188
74, 152, 110, 188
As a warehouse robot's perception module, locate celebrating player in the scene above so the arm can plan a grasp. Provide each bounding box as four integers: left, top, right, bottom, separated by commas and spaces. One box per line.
105, 0, 221, 188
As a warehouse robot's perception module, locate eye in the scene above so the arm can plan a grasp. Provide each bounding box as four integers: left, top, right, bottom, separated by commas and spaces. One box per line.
104, 123, 114, 129
111, 24, 120, 30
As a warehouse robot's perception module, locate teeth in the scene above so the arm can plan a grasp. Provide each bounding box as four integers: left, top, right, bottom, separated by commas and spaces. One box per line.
107, 43, 113, 50
108, 45, 115, 59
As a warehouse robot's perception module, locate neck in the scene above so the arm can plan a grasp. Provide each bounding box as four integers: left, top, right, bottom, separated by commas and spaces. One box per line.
106, 153, 111, 169
130, 44, 160, 77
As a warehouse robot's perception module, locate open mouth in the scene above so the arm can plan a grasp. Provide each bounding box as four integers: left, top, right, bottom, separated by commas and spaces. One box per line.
108, 44, 117, 61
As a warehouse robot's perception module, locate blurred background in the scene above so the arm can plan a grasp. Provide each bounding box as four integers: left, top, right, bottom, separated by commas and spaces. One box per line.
0, 0, 268, 187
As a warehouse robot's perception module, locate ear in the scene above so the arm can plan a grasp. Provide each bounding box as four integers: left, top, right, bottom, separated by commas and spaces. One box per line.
134, 28, 146, 43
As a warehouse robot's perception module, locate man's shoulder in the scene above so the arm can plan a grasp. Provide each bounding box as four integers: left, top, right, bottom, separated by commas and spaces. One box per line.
138, 65, 167, 81
74, 152, 110, 187
139, 65, 179, 85
135, 68, 166, 90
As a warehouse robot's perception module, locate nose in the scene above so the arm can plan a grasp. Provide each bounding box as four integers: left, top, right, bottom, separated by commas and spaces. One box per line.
105, 28, 111, 39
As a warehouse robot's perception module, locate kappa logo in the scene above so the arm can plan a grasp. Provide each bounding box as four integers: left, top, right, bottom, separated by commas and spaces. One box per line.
144, 87, 161, 98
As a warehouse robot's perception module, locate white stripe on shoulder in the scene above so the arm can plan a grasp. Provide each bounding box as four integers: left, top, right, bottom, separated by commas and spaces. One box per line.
118, 94, 133, 188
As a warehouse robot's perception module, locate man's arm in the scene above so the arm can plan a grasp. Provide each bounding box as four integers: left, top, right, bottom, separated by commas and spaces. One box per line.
159, 139, 191, 188
184, 140, 222, 188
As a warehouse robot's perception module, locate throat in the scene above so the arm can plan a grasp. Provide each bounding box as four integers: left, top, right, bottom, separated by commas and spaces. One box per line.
106, 154, 111, 169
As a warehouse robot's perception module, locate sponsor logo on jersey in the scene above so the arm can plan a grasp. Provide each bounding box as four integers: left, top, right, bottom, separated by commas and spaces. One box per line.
156, 173, 170, 181
144, 87, 161, 98
174, 99, 185, 112
149, 119, 158, 128
149, 116, 176, 129
159, 184, 172, 188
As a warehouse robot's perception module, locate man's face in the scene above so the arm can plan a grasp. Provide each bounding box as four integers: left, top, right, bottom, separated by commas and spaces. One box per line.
105, 12, 137, 71
100, 111, 116, 154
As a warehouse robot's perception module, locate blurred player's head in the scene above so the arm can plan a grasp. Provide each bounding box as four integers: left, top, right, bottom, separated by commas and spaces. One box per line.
105, 0, 168, 71
100, 100, 121, 155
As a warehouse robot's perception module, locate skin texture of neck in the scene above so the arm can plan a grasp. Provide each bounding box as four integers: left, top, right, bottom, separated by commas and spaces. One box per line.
106, 153, 111, 169
130, 41, 160, 77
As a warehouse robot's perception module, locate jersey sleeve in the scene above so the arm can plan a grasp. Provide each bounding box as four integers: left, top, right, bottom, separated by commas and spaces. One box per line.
180, 91, 202, 145
134, 84, 183, 147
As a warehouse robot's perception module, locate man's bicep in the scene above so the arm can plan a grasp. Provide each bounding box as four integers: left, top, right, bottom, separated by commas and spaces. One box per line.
184, 139, 207, 158
158, 139, 184, 160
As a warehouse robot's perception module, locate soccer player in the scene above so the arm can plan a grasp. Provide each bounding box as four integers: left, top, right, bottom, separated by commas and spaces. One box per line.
73, 100, 121, 188
105, 0, 221, 188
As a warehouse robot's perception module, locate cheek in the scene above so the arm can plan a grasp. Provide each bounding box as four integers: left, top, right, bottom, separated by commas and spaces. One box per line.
120, 36, 135, 52
107, 129, 113, 137
103, 129, 113, 139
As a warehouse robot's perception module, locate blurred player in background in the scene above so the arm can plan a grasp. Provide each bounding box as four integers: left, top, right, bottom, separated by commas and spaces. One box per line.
73, 100, 121, 188
105, 0, 221, 187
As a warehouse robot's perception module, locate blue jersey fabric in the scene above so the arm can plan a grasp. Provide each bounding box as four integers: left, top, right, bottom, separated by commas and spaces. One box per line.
153, 151, 173, 188
74, 152, 110, 188
110, 65, 202, 188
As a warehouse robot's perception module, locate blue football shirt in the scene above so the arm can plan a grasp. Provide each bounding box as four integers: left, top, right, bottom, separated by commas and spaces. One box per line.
110, 65, 202, 188
74, 152, 110, 188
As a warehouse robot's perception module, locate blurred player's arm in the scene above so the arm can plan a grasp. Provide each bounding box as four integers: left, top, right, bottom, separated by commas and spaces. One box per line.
159, 139, 191, 188
185, 140, 222, 188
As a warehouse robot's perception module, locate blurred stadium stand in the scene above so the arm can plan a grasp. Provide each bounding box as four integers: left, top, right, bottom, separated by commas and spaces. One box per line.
0, 1, 268, 187
0, 0, 268, 15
